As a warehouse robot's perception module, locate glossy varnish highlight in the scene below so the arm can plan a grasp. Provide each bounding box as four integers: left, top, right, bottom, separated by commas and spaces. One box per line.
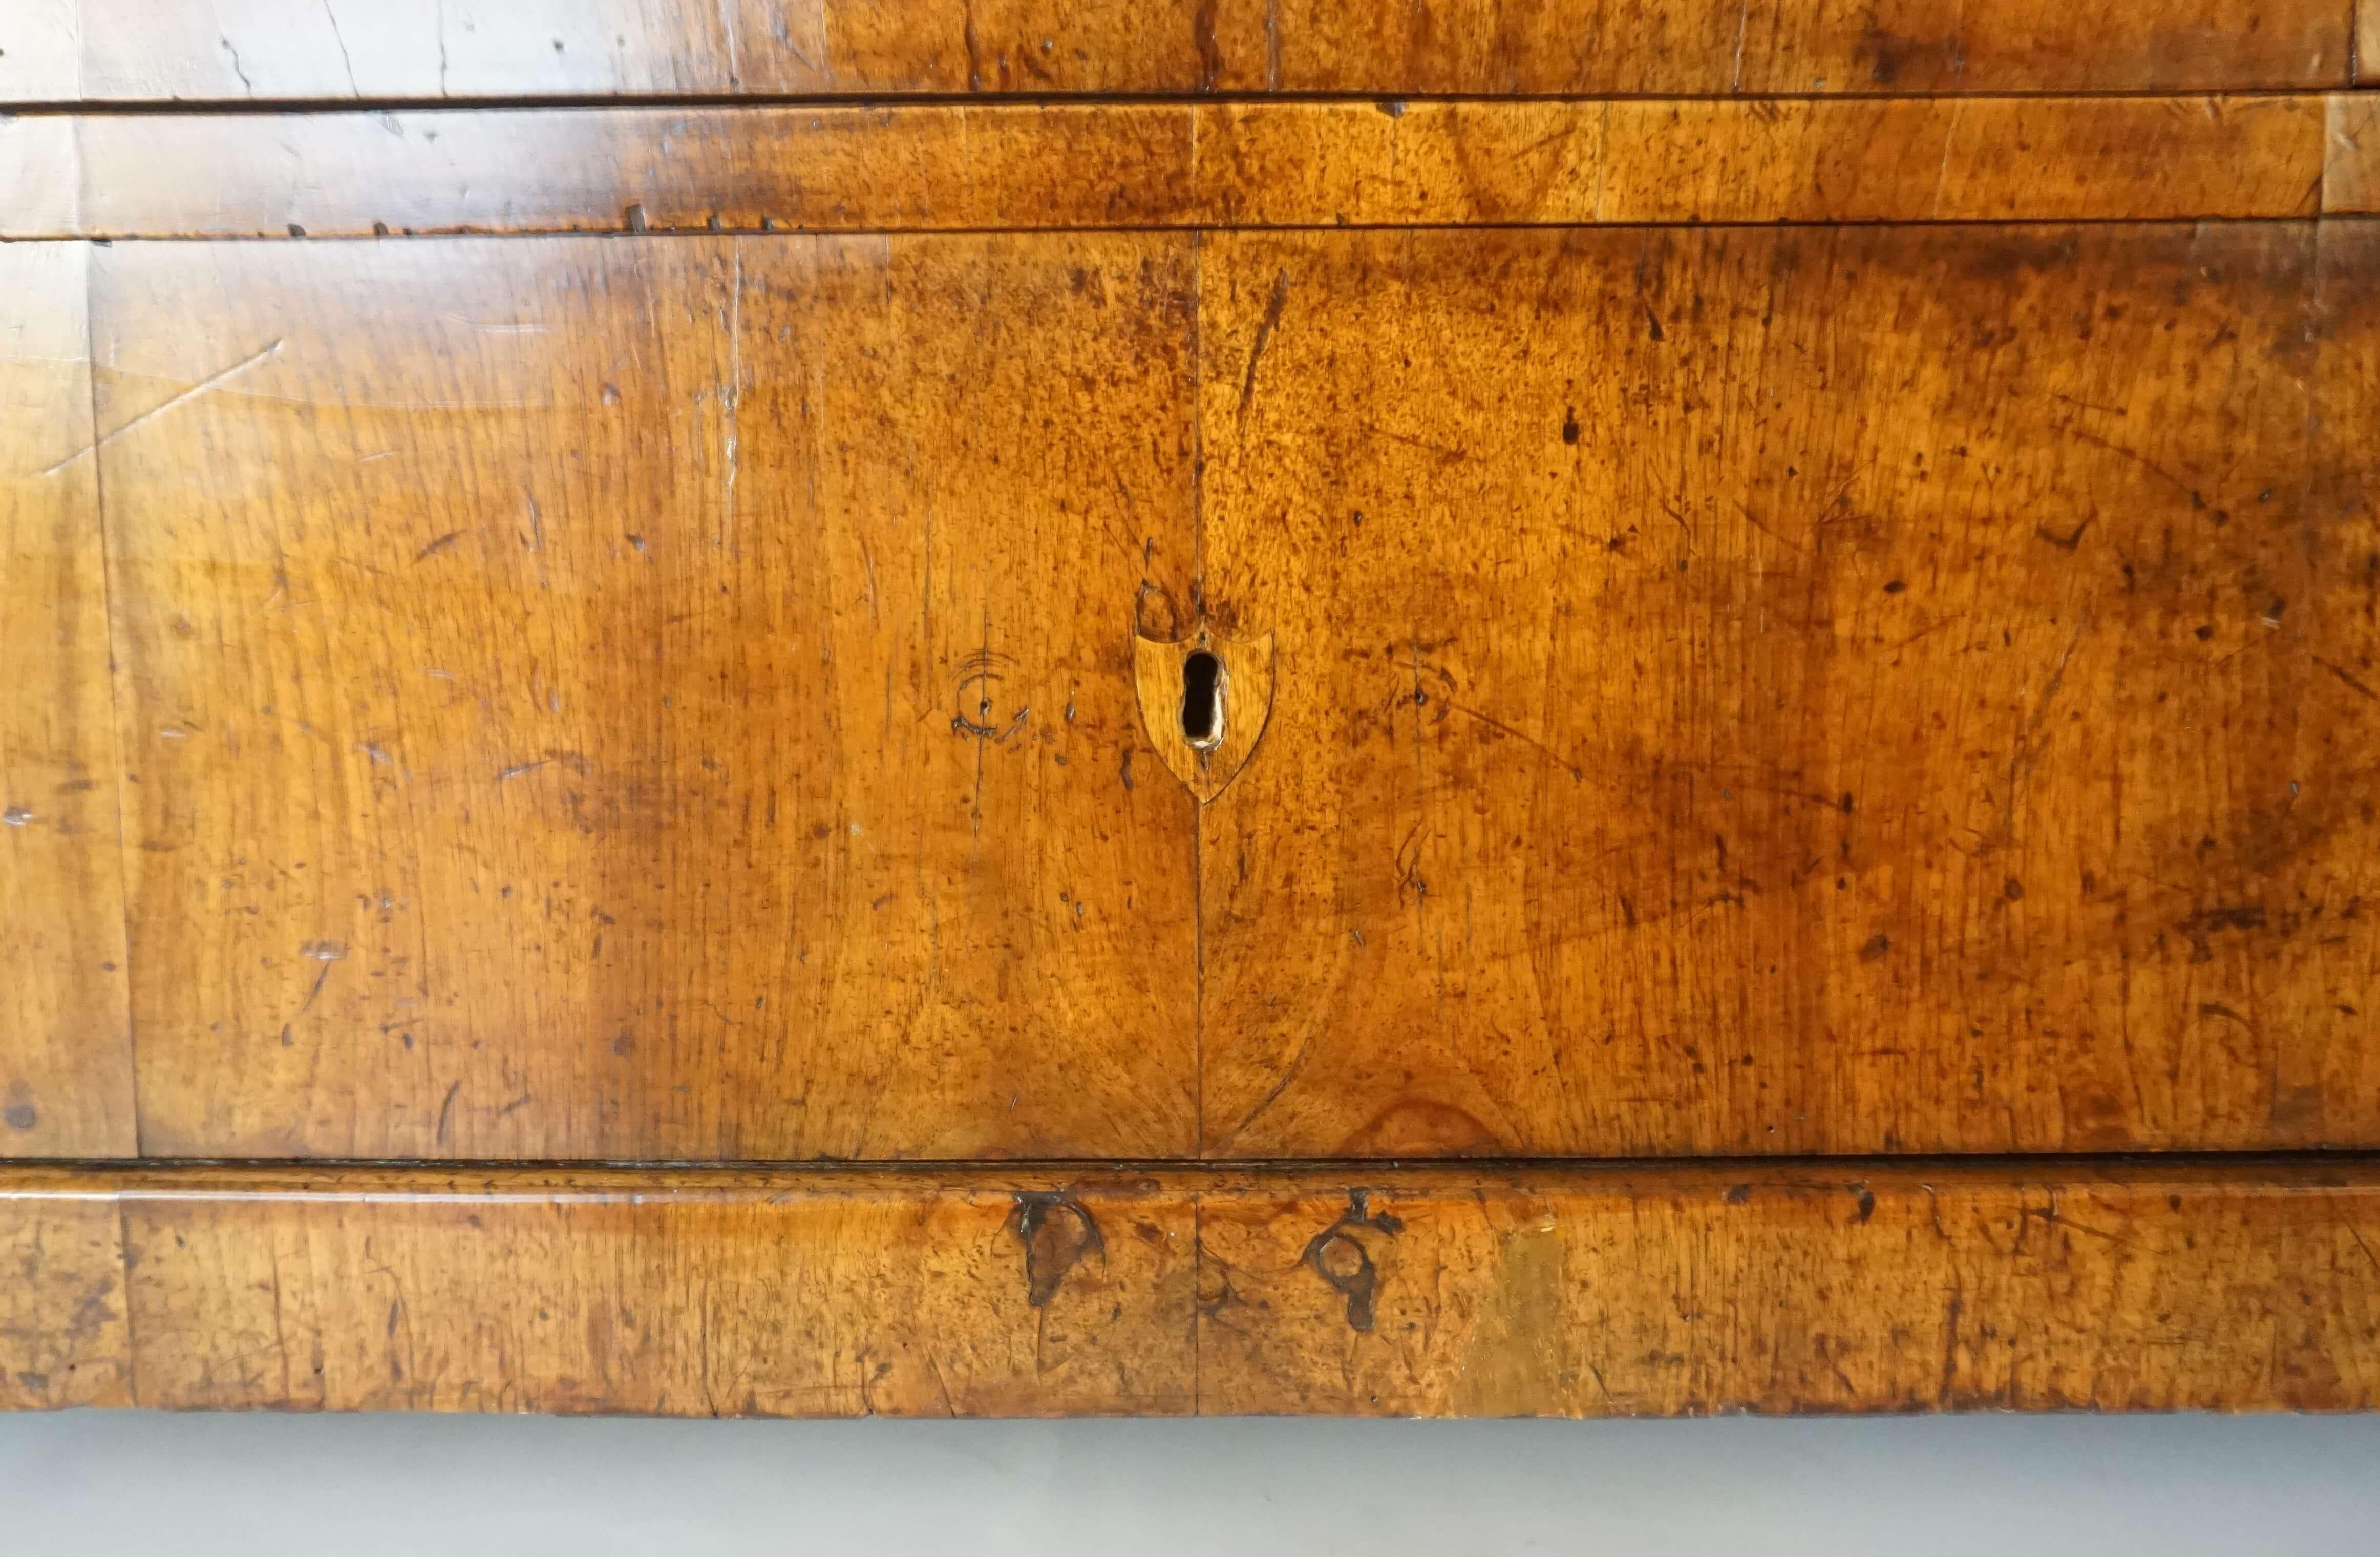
0, 0, 2354, 101
8, 97, 2353, 241
0, 243, 135, 1159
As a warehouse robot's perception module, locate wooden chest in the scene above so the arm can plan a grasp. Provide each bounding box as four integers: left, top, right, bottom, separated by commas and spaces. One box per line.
4, 1, 2378, 1416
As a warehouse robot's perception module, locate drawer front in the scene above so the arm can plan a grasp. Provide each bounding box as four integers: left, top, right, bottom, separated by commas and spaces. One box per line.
45, 219, 2378, 1161
1199, 222, 2380, 1157
5, 87, 2377, 1164
96, 235, 1199, 1158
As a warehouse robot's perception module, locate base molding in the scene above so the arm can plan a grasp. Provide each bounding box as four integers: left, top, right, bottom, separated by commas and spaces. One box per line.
6, 1160, 2376, 1416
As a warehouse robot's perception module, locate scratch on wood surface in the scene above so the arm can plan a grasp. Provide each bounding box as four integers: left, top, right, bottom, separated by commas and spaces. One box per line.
724, 244, 743, 527
1928, 99, 1965, 217
2066, 427, 2202, 505
322, 0, 359, 96
1236, 270, 1290, 422
2315, 655, 2380, 704
1442, 700, 1564, 766
716, 0, 742, 86
1997, 622, 2086, 849
1216, 1028, 1317, 1149
39, 340, 283, 476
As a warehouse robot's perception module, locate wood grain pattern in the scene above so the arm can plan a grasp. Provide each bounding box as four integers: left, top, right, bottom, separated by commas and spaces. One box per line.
6, 0, 2351, 101
1234, 0, 2355, 95
28, 97, 2330, 241
2331, 94, 2380, 212
55, 0, 1218, 101
4, 1160, 2374, 1415
1198, 221, 2380, 1159
57, 106, 1198, 239
1198, 96, 2324, 227
0, 1184, 130, 1409
1194, 1160, 2380, 1415
98, 234, 1198, 1159
0, 241, 136, 1159
114, 1169, 1196, 1415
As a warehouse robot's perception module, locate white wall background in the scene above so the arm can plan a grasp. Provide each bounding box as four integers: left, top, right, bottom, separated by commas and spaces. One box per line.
3, 1411, 2374, 1554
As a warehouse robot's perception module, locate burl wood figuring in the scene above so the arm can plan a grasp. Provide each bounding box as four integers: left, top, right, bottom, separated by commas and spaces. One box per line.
3, 0, 2377, 1418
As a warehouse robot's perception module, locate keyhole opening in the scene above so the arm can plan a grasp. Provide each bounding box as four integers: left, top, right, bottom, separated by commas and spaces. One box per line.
1181, 650, 1223, 749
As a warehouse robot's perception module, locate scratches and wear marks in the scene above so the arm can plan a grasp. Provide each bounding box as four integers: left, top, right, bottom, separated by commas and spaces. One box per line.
717, 0, 743, 87
322, 1, 360, 96
2178, 903, 2271, 964
220, 36, 256, 94
951, 647, 1028, 742
724, 244, 743, 527
2067, 428, 2204, 507
1454, 1210, 1566, 1415
952, 707, 1030, 741
38, 341, 284, 477
1216, 1028, 1315, 1149
290, 940, 346, 1020
1236, 270, 1289, 423
2315, 655, 2380, 703
1997, 621, 2085, 848
1302, 1190, 1404, 1333
1009, 1191, 1104, 1308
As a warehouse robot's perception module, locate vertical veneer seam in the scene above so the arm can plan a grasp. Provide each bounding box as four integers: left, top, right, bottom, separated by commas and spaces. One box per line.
77, 210, 144, 1160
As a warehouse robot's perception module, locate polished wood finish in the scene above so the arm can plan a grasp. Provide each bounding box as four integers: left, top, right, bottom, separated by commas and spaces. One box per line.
1195, 96, 2327, 227
4, 1160, 2375, 1415
0, 243, 135, 1159
9, 1, 2380, 1423
1196, 1159, 2380, 1415
57, 219, 2380, 1162
2333, 95, 2380, 214
1230, 0, 2357, 95
115, 1169, 1197, 1415
100, 234, 1198, 1159
12, 97, 2342, 240
1201, 220, 2380, 1158
2, 0, 2352, 101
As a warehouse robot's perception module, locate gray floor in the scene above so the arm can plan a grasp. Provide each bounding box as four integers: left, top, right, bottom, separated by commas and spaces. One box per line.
3, 1411, 2376, 1554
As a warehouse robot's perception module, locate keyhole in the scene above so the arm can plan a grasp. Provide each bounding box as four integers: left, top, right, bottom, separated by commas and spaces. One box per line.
1181, 650, 1223, 748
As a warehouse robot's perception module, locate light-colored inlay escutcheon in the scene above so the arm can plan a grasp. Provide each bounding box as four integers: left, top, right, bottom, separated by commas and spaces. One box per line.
1133, 619, 1275, 803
